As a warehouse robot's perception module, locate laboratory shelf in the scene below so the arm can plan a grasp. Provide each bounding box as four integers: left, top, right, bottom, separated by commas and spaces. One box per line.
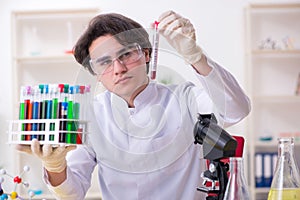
245, 3, 300, 200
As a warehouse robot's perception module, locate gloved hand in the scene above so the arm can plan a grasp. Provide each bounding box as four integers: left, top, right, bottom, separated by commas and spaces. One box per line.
16, 139, 76, 173
158, 10, 203, 65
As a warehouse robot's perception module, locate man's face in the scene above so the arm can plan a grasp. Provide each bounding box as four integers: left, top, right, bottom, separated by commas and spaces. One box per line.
89, 35, 150, 101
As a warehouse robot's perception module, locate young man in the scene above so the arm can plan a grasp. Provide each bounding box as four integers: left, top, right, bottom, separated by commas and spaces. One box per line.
17, 11, 250, 199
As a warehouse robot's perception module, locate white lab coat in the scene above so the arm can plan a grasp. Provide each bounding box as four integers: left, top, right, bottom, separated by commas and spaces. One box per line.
44, 57, 251, 200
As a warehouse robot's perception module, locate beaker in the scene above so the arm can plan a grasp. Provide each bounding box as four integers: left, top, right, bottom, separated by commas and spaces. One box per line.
224, 157, 250, 200
267, 137, 300, 200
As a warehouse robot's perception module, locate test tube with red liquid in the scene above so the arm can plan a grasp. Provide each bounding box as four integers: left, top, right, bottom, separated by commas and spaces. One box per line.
150, 21, 160, 80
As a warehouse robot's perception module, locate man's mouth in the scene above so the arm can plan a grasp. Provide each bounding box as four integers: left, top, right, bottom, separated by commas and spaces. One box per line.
115, 76, 131, 84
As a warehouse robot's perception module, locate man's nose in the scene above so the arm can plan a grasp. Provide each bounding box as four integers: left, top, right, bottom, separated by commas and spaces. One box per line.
113, 59, 127, 75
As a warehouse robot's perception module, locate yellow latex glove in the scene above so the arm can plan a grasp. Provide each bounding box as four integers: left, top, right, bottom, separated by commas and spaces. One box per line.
16, 139, 76, 173
158, 10, 203, 65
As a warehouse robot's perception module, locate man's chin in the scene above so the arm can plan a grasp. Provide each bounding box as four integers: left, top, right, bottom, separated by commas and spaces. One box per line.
114, 83, 146, 100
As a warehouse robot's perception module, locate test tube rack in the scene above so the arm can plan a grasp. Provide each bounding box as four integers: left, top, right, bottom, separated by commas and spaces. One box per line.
7, 119, 88, 145
10, 83, 91, 145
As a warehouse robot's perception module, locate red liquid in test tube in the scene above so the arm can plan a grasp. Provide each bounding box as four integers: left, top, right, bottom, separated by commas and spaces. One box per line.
150, 21, 160, 80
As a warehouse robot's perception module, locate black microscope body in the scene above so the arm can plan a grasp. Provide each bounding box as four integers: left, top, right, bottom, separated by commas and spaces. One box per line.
193, 113, 238, 200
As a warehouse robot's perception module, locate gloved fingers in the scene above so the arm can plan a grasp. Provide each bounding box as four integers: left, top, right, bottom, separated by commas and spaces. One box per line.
161, 19, 182, 35
31, 140, 76, 159
15, 144, 32, 154
163, 24, 195, 41
42, 143, 54, 157
31, 139, 43, 158
181, 23, 196, 40
31, 139, 55, 159
158, 10, 174, 22
65, 145, 77, 153
159, 14, 194, 41
51, 144, 77, 157
157, 10, 202, 65
159, 20, 184, 42
158, 10, 181, 26
159, 12, 183, 32
159, 11, 193, 31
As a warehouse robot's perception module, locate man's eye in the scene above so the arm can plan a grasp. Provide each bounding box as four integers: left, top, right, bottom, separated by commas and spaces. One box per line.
97, 59, 112, 66
119, 51, 132, 60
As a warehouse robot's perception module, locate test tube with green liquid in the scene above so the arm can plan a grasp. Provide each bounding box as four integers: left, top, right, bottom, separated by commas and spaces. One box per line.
19, 86, 27, 141
66, 86, 75, 144
50, 84, 58, 141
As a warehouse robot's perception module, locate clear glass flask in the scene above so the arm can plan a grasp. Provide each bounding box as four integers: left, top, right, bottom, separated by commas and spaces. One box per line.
224, 157, 250, 200
267, 137, 300, 200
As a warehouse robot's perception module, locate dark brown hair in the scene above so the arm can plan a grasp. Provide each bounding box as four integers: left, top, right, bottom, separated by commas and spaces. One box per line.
73, 13, 152, 75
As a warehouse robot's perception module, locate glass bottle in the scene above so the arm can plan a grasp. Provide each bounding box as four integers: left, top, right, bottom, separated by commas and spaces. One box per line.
224, 157, 250, 200
267, 137, 300, 200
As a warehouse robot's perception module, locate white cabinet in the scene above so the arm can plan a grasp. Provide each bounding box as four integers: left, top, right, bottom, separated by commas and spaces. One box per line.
245, 3, 300, 200
10, 9, 102, 199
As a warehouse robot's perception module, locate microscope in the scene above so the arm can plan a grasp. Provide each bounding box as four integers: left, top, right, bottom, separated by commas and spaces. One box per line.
193, 113, 240, 200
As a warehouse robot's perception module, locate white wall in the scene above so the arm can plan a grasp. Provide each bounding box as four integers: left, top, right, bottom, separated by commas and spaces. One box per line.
0, 0, 299, 174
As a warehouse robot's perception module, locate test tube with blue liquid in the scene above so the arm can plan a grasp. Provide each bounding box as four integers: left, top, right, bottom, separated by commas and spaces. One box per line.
31, 86, 41, 139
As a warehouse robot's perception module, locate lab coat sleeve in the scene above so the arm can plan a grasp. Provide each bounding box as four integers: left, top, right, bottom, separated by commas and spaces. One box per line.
43, 145, 97, 200
195, 56, 251, 127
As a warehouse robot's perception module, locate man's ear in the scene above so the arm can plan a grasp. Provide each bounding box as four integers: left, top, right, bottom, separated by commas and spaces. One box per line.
144, 49, 150, 62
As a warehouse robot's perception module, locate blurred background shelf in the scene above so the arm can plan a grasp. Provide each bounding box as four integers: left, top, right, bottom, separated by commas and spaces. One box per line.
245, 3, 300, 200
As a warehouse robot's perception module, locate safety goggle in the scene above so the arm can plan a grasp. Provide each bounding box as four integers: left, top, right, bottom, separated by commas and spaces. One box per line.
89, 43, 143, 75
